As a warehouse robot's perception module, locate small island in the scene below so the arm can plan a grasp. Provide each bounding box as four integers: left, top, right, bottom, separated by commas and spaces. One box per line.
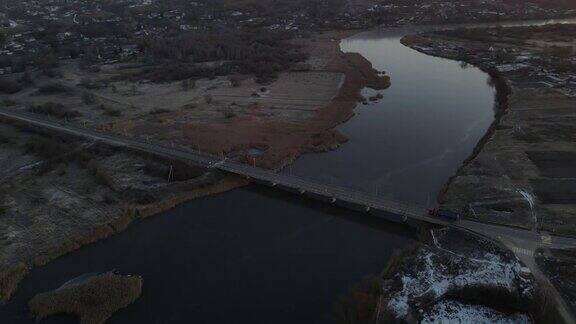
29, 272, 143, 324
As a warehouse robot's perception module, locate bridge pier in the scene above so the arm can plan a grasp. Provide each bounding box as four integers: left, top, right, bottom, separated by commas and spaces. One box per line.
0, 108, 444, 232
335, 200, 369, 212
276, 184, 304, 195
370, 209, 407, 224
304, 191, 336, 203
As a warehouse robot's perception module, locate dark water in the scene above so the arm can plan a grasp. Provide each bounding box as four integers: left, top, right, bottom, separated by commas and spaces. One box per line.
2, 187, 414, 324
288, 32, 496, 206
286, 17, 576, 206
5, 18, 574, 324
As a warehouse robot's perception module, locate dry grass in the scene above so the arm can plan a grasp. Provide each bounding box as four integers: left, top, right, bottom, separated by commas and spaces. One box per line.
333, 275, 382, 324
0, 263, 28, 303
29, 272, 143, 324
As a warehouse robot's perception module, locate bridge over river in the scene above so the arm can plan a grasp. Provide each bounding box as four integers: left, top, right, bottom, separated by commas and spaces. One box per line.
2, 107, 576, 252
5, 107, 576, 323
0, 108, 451, 226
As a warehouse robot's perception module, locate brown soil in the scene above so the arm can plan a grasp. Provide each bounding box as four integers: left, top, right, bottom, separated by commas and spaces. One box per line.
131, 31, 390, 170
0, 122, 247, 303
0, 169, 244, 303
0, 263, 28, 303
405, 29, 576, 235
29, 272, 143, 324
0, 30, 387, 303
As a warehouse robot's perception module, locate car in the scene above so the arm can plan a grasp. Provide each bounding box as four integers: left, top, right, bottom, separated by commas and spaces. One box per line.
428, 208, 460, 221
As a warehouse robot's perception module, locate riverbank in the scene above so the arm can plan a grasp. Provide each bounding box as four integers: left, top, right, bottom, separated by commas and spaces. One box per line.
1, 31, 389, 171
402, 26, 576, 236
376, 228, 535, 323
126, 30, 391, 170
0, 120, 246, 302
0, 30, 390, 306
399, 24, 576, 318
29, 272, 142, 324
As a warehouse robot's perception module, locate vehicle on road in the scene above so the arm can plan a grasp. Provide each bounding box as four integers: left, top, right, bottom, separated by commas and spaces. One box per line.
428, 208, 460, 221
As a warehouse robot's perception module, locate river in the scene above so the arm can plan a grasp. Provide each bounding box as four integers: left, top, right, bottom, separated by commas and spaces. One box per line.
2, 17, 575, 324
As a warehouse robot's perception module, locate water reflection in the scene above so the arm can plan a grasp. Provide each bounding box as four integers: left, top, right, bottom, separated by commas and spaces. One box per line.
289, 27, 496, 206
1, 186, 415, 324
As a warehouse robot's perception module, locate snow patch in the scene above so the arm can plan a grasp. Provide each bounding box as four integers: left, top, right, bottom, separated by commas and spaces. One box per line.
386, 234, 526, 320
421, 300, 530, 324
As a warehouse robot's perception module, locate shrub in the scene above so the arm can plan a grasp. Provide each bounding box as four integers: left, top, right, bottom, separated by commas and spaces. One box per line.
86, 159, 115, 188
204, 94, 213, 104
149, 108, 170, 114
29, 272, 142, 324
23, 138, 73, 159
181, 78, 196, 91
99, 104, 122, 117
228, 75, 242, 87
82, 92, 97, 105
19, 71, 33, 85
0, 79, 22, 94
1, 99, 17, 106
333, 276, 382, 324
38, 83, 69, 95
223, 107, 235, 119
79, 79, 102, 90
28, 102, 81, 119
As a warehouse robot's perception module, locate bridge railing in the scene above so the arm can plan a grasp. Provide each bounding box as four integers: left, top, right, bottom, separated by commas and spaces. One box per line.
218, 160, 429, 214
0, 108, 430, 217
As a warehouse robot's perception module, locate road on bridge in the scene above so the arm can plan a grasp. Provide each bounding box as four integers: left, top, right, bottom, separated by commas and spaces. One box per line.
2, 107, 576, 323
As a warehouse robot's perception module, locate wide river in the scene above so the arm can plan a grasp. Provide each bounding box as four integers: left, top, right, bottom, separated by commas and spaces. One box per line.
2, 18, 575, 324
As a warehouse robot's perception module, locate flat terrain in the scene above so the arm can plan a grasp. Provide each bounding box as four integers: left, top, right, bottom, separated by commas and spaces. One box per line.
377, 228, 534, 323
402, 24, 576, 321
0, 31, 389, 305
404, 25, 576, 236
0, 121, 243, 302
537, 248, 576, 315
2, 31, 389, 169
29, 272, 142, 324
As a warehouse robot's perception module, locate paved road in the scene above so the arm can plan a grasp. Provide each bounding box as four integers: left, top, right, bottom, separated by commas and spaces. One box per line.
2, 108, 576, 322
3, 108, 576, 243
2, 108, 576, 247
0, 108, 441, 225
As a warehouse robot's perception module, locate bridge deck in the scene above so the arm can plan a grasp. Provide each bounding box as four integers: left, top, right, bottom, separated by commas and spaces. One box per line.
0, 108, 446, 226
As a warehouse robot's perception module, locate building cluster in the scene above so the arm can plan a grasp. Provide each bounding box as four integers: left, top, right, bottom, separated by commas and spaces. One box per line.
375, 0, 576, 26
0, 0, 574, 74
412, 39, 576, 97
